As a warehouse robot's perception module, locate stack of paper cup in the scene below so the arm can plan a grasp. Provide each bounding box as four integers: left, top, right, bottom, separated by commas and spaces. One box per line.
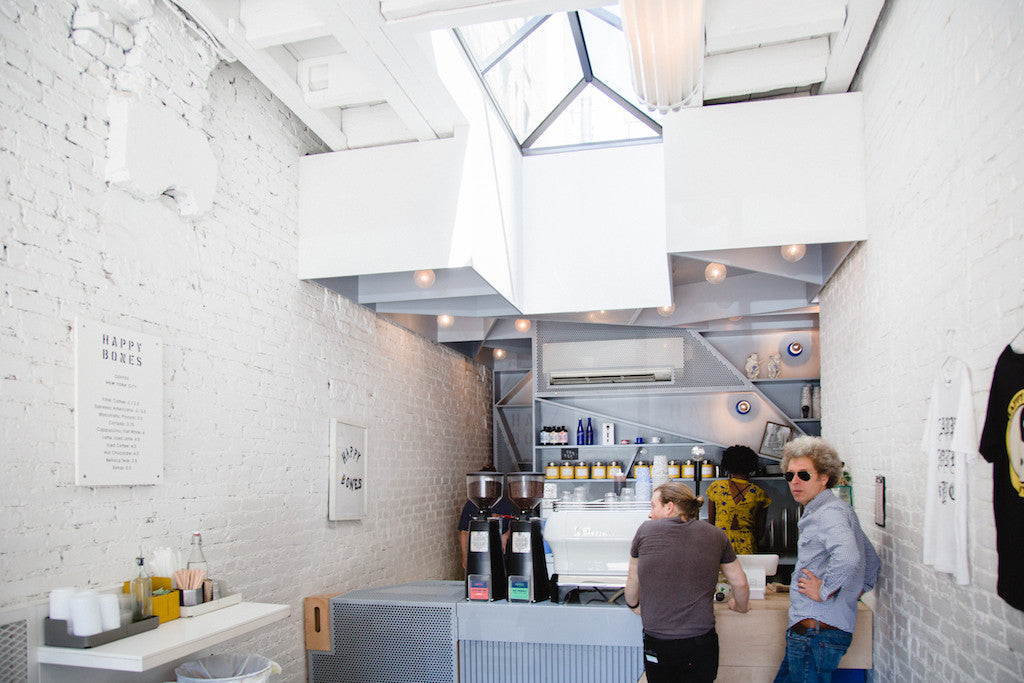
651, 455, 669, 488
49, 587, 77, 633
97, 594, 121, 631
68, 591, 103, 637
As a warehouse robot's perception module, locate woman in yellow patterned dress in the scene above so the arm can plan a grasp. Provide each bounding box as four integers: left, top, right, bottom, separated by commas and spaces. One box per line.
706, 445, 772, 555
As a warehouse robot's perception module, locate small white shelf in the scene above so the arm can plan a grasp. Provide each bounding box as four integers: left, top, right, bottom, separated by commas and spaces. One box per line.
792, 418, 820, 423
750, 378, 819, 384
37, 601, 289, 672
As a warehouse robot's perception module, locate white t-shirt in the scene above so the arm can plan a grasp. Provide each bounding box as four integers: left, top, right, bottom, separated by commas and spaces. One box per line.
920, 357, 978, 585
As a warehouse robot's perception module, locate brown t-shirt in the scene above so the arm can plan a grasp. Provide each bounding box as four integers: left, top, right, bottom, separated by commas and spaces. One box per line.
630, 517, 737, 639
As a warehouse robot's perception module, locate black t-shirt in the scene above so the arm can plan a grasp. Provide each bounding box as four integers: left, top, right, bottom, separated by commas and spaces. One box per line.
979, 345, 1024, 611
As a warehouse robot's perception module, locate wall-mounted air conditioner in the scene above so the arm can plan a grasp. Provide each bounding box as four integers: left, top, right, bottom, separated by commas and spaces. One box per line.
549, 367, 673, 386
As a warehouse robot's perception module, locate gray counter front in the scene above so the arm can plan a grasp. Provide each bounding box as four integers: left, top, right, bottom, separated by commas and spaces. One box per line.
307, 581, 871, 683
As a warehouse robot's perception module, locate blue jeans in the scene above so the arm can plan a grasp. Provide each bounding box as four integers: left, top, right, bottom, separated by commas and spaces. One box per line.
773, 627, 853, 683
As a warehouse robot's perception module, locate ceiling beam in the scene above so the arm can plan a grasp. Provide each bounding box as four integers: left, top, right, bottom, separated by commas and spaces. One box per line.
705, 0, 847, 55
819, 0, 885, 94
239, 0, 330, 48
381, 0, 607, 29
704, 37, 830, 101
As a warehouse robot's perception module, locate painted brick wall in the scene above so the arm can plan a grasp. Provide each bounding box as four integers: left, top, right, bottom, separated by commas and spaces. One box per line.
821, 0, 1024, 680
0, 1, 491, 678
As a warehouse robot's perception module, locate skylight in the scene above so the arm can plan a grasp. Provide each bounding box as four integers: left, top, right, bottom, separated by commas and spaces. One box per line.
454, 6, 662, 155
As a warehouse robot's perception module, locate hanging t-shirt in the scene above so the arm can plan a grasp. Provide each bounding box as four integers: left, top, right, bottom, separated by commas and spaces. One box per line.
979, 345, 1024, 611
920, 357, 977, 585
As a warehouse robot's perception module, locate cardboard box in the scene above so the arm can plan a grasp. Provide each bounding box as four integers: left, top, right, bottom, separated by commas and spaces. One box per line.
122, 577, 180, 623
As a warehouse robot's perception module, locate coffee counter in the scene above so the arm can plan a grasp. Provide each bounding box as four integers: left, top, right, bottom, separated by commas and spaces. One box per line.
306, 581, 871, 683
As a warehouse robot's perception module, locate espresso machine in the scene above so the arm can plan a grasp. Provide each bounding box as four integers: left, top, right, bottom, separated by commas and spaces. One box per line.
505, 473, 549, 603
465, 471, 508, 601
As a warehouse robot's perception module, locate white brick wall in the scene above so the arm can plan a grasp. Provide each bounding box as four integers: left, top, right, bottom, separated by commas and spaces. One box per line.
0, 1, 491, 679
822, 0, 1024, 680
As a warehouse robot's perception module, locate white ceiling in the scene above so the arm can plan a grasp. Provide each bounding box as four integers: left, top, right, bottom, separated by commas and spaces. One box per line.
172, 0, 884, 358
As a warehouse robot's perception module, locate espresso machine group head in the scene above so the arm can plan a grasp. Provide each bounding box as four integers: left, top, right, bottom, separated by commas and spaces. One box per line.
465, 471, 507, 601
505, 472, 550, 603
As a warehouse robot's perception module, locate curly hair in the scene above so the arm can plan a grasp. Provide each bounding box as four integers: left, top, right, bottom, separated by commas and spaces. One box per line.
780, 436, 844, 488
654, 482, 704, 520
721, 445, 759, 476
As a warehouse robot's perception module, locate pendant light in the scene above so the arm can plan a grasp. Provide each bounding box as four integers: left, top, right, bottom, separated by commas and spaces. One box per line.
657, 303, 676, 317
437, 314, 454, 329
620, 0, 705, 113
493, 348, 506, 360
514, 319, 532, 333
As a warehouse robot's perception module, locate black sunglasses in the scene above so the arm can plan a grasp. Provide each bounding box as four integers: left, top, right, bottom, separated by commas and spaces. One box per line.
784, 470, 813, 482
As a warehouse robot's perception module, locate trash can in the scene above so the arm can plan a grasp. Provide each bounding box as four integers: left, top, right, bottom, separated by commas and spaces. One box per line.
175, 654, 281, 683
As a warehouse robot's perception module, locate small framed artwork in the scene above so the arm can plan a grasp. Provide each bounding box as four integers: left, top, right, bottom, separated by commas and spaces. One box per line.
329, 418, 367, 521
758, 421, 793, 459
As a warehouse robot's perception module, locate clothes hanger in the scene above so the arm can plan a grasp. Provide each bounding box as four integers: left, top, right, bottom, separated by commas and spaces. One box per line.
1011, 326, 1024, 354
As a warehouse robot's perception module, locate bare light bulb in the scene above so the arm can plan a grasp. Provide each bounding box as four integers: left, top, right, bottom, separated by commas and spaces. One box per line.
437, 314, 454, 329
514, 318, 532, 333
704, 262, 727, 284
493, 348, 506, 360
780, 244, 806, 262
657, 303, 676, 317
413, 269, 436, 288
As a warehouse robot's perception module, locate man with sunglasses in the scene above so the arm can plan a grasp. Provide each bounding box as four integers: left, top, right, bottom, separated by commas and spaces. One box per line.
774, 437, 880, 683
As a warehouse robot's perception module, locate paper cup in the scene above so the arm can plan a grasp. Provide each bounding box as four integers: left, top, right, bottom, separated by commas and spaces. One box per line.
49, 587, 75, 621
98, 594, 120, 631
69, 592, 103, 637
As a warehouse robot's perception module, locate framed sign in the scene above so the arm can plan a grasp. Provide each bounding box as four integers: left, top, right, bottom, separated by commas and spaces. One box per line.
74, 318, 163, 485
758, 421, 793, 459
329, 419, 367, 520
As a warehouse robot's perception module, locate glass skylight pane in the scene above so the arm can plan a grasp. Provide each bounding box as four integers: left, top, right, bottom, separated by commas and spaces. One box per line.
458, 16, 531, 68
482, 13, 583, 143
530, 83, 659, 150
579, 9, 653, 117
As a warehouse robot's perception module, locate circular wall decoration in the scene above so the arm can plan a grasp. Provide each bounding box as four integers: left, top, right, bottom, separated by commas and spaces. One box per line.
735, 400, 752, 415
787, 341, 803, 357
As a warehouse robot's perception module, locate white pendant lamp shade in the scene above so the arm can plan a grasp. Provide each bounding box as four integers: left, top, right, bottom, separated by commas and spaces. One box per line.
781, 244, 807, 262
413, 269, 436, 288
704, 262, 727, 284
493, 348, 506, 360
657, 303, 676, 317
514, 318, 532, 333
437, 314, 455, 329
620, 0, 705, 113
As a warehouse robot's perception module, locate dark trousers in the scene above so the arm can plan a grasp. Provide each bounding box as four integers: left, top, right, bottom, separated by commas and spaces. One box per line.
642, 629, 719, 683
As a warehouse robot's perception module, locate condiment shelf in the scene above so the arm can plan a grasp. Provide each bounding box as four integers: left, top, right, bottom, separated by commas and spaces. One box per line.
37, 601, 289, 672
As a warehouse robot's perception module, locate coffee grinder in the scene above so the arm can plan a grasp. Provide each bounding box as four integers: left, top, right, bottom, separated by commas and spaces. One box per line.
505, 472, 550, 603
465, 471, 508, 601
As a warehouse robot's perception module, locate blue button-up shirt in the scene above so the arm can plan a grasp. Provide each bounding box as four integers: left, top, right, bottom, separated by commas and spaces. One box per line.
789, 490, 880, 633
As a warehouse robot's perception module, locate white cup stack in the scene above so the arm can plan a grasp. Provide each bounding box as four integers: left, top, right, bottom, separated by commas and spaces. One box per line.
68, 591, 103, 637
651, 455, 669, 488
97, 593, 121, 631
49, 587, 76, 633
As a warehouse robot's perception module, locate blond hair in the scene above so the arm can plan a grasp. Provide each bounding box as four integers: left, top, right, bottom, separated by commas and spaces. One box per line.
654, 482, 704, 520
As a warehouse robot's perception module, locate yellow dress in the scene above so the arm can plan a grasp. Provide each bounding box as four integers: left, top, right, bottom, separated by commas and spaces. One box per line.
705, 477, 772, 555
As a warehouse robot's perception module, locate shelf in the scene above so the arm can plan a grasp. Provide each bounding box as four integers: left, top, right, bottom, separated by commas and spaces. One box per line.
750, 378, 819, 384
536, 444, 696, 448
792, 418, 820, 423
36, 601, 289, 672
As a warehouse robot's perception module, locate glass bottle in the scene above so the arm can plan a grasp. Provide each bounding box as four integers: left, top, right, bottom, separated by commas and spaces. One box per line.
576, 419, 585, 445
130, 553, 152, 620
187, 532, 208, 573
585, 418, 594, 445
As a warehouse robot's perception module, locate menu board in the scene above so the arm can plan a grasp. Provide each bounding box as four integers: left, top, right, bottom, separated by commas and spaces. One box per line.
329, 418, 367, 520
74, 318, 163, 485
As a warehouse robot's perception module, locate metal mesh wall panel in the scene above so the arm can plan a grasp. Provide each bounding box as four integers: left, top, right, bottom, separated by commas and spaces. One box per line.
460, 640, 643, 683
0, 619, 28, 683
535, 321, 745, 395
309, 602, 456, 683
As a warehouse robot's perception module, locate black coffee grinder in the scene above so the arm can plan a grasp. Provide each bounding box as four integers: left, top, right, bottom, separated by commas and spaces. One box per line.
505, 472, 550, 603
465, 471, 508, 601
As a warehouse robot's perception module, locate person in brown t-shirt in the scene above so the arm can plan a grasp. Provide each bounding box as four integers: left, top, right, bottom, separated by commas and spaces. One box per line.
626, 482, 750, 683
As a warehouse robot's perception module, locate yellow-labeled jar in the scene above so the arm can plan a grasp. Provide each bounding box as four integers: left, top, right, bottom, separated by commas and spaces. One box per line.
545, 462, 560, 479
591, 461, 607, 479
608, 461, 623, 478
682, 460, 695, 478
560, 461, 575, 479
633, 460, 650, 479
574, 461, 590, 479
667, 460, 681, 478
701, 462, 714, 478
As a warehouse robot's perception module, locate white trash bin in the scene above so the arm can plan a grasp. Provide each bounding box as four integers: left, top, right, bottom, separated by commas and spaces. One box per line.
175, 654, 281, 683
